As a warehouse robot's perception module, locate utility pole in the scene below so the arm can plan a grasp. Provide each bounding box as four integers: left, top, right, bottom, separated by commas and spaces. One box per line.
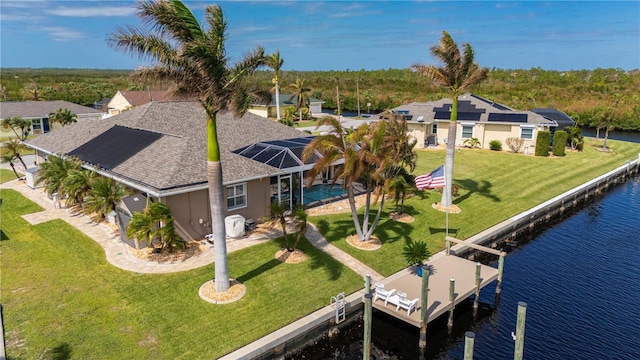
336, 85, 341, 123
356, 78, 361, 118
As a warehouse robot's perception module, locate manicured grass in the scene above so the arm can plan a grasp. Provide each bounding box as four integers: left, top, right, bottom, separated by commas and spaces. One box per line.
311, 138, 640, 276
0, 188, 362, 359
0, 168, 22, 183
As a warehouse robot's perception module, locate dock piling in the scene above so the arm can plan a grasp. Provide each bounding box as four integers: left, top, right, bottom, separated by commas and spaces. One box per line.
418, 266, 431, 351
447, 277, 455, 332
495, 252, 506, 305
473, 262, 482, 317
463, 331, 475, 360
513, 301, 527, 360
363, 275, 372, 360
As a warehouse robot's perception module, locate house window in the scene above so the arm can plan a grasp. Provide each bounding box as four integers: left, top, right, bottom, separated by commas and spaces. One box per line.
520, 127, 534, 140
431, 123, 438, 134
461, 124, 474, 139
227, 183, 246, 210
32, 119, 42, 134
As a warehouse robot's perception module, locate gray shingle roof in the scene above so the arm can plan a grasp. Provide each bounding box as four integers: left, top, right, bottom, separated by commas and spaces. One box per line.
26, 101, 308, 194
0, 100, 104, 119
389, 93, 555, 126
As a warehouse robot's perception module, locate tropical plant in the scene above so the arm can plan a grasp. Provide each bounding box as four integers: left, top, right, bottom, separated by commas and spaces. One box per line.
127, 201, 186, 251
109, 0, 267, 292
385, 166, 416, 215
1, 139, 28, 169
84, 176, 127, 221
412, 30, 488, 210
21, 82, 46, 101
2, 116, 32, 141
489, 140, 502, 151
463, 137, 480, 148
269, 201, 291, 248
49, 108, 78, 127
62, 168, 97, 208
289, 77, 311, 121
567, 125, 584, 151
505, 137, 525, 153
265, 50, 284, 120
290, 206, 308, 251
36, 155, 83, 197
0, 153, 20, 179
402, 240, 431, 266
302, 112, 417, 241
592, 106, 617, 150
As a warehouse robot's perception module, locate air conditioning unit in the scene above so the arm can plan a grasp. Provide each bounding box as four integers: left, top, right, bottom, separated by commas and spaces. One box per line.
225, 214, 246, 238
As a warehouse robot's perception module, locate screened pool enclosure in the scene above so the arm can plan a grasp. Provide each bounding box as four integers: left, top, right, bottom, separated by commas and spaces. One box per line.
233, 136, 345, 208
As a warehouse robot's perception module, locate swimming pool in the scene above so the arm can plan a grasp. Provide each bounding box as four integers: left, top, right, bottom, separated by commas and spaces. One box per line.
303, 184, 348, 204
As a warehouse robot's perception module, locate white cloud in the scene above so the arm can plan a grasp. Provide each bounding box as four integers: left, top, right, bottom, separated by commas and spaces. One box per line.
0, 13, 41, 22
46, 6, 136, 17
41, 26, 86, 41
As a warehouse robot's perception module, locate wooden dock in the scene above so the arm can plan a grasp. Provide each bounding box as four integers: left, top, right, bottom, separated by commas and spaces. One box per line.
372, 254, 499, 327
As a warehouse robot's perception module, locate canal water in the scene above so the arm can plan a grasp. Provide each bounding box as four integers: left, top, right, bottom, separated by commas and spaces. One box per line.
290, 174, 640, 359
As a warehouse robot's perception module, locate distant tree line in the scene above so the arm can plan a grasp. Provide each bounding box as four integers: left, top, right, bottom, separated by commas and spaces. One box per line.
1, 67, 638, 130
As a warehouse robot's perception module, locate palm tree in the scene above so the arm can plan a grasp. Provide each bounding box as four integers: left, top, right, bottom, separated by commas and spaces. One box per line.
302, 113, 416, 241
412, 30, 488, 210
0, 153, 21, 179
62, 168, 97, 208
2, 139, 28, 169
49, 108, 78, 127
289, 77, 311, 122
36, 155, 82, 197
385, 167, 416, 215
84, 176, 126, 221
265, 50, 284, 120
127, 201, 185, 251
269, 201, 290, 248
291, 206, 308, 251
109, 0, 267, 292
2, 116, 32, 141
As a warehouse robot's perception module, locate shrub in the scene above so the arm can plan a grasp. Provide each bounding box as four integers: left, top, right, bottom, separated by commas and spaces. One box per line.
552, 130, 568, 156
535, 131, 551, 156
506, 137, 525, 153
489, 140, 502, 151
463, 137, 480, 148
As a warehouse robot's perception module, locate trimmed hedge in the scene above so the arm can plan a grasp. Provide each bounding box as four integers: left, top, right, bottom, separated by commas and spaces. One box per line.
552, 130, 568, 156
535, 131, 551, 156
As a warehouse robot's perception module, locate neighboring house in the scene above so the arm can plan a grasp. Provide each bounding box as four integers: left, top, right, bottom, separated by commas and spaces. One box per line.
0, 100, 105, 137
26, 101, 326, 242
389, 93, 556, 153
248, 94, 324, 118
107, 90, 170, 116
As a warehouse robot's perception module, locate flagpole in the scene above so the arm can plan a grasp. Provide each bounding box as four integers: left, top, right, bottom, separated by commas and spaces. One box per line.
445, 164, 450, 255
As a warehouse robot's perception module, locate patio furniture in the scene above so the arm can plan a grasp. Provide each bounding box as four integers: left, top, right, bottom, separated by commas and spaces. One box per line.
386, 291, 419, 316
373, 283, 396, 304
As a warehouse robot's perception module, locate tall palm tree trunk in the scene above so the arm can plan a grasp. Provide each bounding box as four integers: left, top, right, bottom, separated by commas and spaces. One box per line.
275, 84, 281, 120
207, 117, 230, 292
8, 161, 20, 179
441, 97, 458, 208
347, 187, 364, 239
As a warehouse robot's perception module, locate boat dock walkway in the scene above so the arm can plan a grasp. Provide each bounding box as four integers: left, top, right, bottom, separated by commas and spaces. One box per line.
371, 253, 499, 327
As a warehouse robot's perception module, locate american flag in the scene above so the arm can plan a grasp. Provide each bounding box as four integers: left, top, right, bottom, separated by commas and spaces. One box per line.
415, 165, 445, 189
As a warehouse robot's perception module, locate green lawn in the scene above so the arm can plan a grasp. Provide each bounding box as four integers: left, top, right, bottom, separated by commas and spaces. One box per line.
0, 168, 22, 183
0, 189, 362, 359
311, 138, 640, 276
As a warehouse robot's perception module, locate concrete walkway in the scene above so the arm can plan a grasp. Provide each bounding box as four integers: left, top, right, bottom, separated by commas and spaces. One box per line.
1, 178, 382, 279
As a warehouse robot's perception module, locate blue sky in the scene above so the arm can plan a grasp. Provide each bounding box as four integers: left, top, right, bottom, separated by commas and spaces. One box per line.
1, 1, 638, 71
